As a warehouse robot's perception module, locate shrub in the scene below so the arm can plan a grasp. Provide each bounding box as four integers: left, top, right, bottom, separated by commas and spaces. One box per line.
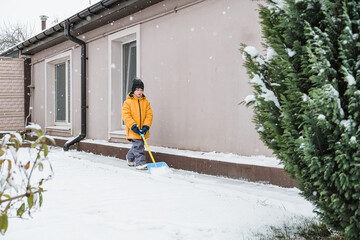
0, 124, 55, 235
242, 0, 360, 238
253, 216, 341, 240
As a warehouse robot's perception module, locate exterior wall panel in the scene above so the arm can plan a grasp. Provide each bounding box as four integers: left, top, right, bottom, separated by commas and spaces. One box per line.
27, 0, 273, 157
0, 58, 24, 131
141, 0, 272, 156
32, 62, 46, 129
87, 38, 109, 140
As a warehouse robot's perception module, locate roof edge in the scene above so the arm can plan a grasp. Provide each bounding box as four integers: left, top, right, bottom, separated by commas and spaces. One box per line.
0, 0, 143, 57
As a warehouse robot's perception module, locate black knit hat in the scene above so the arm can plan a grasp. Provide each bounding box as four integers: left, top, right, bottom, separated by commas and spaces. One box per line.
131, 78, 144, 92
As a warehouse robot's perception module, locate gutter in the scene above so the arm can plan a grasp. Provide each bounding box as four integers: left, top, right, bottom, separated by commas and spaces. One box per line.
0, 0, 160, 57
63, 21, 87, 151
0, 0, 126, 57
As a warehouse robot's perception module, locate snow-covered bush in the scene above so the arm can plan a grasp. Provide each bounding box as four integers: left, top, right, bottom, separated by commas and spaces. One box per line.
242, 0, 359, 238
0, 124, 54, 235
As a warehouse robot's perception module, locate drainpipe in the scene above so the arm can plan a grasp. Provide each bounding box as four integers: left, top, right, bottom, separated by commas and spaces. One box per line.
63, 21, 87, 151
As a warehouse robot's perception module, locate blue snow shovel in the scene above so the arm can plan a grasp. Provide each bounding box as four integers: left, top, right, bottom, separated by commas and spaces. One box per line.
140, 133, 169, 173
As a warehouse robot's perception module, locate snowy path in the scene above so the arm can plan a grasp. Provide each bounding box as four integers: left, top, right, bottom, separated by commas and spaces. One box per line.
6, 147, 315, 240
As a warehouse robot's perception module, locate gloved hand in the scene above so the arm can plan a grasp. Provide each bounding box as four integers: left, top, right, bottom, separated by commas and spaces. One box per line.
140, 125, 150, 135
131, 124, 141, 135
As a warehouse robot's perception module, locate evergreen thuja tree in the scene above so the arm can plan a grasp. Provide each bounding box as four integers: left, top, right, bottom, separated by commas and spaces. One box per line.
242, 0, 360, 238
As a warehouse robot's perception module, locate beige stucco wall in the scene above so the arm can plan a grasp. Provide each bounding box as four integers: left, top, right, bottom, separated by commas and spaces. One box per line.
28, 0, 272, 156
141, 0, 271, 155
87, 38, 109, 139
32, 61, 45, 128
0, 58, 24, 131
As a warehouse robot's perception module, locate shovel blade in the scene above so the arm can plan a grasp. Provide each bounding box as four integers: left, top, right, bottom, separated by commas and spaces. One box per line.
147, 162, 169, 174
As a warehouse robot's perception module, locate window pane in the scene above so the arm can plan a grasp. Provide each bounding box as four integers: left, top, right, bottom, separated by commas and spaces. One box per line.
55, 62, 66, 122
128, 44, 137, 91
122, 41, 136, 103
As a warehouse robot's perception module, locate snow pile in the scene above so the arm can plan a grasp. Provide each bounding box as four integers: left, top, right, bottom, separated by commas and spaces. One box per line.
251, 74, 281, 109
325, 85, 344, 116
286, 48, 296, 57
149, 165, 172, 176
272, 0, 285, 8
244, 94, 256, 104
26, 123, 42, 131
302, 93, 309, 102
243, 46, 258, 59
345, 73, 356, 86
5, 147, 315, 240
317, 114, 326, 120
242, 46, 265, 66
265, 47, 277, 61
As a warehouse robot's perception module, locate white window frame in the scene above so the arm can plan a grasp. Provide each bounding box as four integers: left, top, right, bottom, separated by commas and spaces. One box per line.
108, 25, 140, 140
53, 60, 71, 124
45, 51, 72, 131
122, 40, 137, 108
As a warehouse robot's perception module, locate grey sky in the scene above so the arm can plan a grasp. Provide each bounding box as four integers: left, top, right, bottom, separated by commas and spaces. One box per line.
0, 0, 101, 35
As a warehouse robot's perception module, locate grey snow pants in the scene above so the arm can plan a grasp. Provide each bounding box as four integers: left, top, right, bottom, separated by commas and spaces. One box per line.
126, 139, 146, 166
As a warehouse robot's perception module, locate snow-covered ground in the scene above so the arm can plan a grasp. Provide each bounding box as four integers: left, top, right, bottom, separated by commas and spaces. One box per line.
5, 147, 315, 240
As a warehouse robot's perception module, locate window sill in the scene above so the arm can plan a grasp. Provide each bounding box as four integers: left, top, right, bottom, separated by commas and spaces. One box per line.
108, 130, 128, 143
46, 125, 71, 131
46, 125, 72, 137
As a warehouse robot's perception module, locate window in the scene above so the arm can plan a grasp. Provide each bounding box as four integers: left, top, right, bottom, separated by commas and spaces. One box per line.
122, 41, 137, 104
108, 25, 140, 141
54, 60, 71, 123
45, 51, 72, 136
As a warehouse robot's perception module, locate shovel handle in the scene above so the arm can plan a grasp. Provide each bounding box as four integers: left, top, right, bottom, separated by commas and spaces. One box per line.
141, 134, 156, 163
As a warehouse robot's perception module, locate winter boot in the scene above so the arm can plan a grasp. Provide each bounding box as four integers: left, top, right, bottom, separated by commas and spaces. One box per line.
127, 158, 135, 167
135, 164, 148, 170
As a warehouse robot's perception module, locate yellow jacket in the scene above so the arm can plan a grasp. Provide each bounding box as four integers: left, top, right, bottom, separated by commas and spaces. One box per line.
121, 92, 153, 140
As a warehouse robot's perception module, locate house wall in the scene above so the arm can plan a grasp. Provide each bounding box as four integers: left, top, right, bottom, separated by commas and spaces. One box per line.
32, 62, 46, 129
0, 58, 24, 131
141, 0, 270, 156
31, 41, 81, 137
28, 0, 272, 156
87, 38, 109, 139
